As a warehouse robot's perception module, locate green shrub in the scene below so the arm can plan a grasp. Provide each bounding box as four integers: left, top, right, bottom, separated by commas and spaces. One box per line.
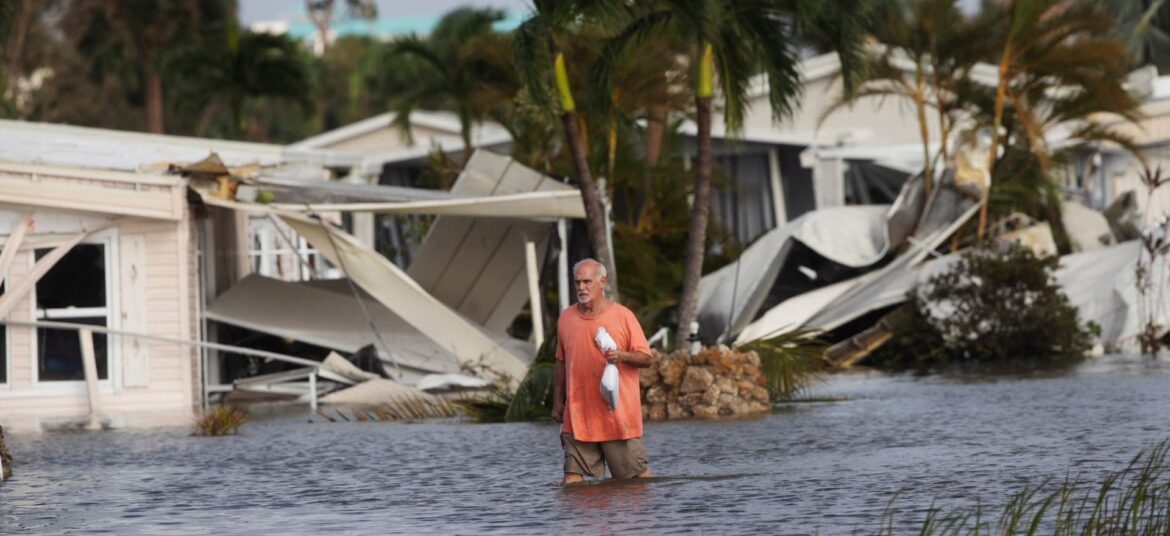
870, 244, 1097, 372
739, 329, 827, 401
194, 406, 247, 436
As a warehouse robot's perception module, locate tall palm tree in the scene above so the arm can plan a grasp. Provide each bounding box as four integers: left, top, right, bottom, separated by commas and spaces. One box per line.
386, 7, 506, 158
598, 0, 872, 347
977, 0, 1142, 239
513, 0, 627, 297
168, 22, 312, 138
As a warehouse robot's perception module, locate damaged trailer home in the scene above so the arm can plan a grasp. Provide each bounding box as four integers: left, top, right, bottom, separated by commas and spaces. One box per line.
0, 118, 352, 431
199, 149, 584, 403
0, 120, 585, 429
697, 153, 987, 356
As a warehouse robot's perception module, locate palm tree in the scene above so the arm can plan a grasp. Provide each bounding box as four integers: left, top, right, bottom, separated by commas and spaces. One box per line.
977, 0, 1142, 239
820, 0, 985, 199
1095, 0, 1170, 72
168, 23, 312, 138
62, 0, 206, 134
386, 8, 506, 159
305, 0, 377, 54
513, 0, 627, 297
597, 0, 872, 347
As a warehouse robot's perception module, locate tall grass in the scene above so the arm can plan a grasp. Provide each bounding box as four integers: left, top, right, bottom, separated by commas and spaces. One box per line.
877, 440, 1170, 535
193, 406, 247, 436
738, 329, 827, 401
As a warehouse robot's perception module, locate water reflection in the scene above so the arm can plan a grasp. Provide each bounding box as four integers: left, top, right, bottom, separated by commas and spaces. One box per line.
1, 354, 1168, 534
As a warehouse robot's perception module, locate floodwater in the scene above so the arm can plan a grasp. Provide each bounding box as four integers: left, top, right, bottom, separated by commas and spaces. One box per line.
3, 354, 1170, 535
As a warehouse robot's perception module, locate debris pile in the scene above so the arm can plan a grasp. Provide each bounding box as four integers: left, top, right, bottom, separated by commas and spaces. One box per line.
640, 346, 770, 421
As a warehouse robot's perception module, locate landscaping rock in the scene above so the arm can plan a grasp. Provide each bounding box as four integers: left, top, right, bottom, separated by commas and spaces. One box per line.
679, 367, 715, 394
639, 362, 660, 387
641, 347, 771, 422
658, 357, 685, 387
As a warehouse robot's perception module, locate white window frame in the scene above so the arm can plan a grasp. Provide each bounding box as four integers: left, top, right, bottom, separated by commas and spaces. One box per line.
27, 230, 121, 393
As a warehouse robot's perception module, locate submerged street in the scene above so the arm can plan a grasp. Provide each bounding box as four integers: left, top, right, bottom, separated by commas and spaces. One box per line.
3, 354, 1169, 534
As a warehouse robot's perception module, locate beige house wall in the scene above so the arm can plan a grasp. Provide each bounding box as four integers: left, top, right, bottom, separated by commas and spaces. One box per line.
325, 125, 452, 153
743, 76, 942, 147
0, 169, 198, 432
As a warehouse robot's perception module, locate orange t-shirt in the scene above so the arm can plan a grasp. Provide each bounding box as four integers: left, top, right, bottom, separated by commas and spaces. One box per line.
556, 302, 650, 442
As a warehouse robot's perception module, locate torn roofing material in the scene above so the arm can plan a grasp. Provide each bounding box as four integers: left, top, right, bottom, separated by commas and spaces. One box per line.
697, 173, 926, 342
270, 189, 586, 220
799, 175, 980, 333
405, 150, 576, 333
206, 274, 476, 382
0, 119, 358, 173
277, 209, 532, 384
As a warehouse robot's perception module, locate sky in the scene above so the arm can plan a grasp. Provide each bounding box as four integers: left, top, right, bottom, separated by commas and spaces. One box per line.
237, 0, 984, 30
238, 0, 533, 25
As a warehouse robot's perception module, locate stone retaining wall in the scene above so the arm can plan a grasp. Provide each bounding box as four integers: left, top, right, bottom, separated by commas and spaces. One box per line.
640, 346, 771, 421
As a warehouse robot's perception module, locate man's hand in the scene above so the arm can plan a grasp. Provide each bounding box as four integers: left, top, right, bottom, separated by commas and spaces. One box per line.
551, 400, 564, 423
605, 349, 623, 364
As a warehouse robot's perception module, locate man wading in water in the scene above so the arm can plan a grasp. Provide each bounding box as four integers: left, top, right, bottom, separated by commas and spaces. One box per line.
553, 258, 653, 484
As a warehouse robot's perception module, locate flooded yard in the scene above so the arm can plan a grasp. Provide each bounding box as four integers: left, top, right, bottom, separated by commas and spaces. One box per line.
3, 354, 1170, 534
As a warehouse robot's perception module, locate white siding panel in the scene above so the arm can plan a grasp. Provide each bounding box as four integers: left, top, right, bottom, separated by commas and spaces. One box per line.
120, 234, 150, 387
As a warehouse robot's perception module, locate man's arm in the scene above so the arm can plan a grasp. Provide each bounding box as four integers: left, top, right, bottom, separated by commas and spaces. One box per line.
552, 359, 566, 422
606, 350, 654, 368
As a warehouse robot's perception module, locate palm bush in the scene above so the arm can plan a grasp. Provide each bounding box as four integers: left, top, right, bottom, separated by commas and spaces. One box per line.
738, 329, 827, 401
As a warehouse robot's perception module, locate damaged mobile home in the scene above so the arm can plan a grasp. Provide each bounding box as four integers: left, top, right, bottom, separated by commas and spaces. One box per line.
0, 119, 581, 431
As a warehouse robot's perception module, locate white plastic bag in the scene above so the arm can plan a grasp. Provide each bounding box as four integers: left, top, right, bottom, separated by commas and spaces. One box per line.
596, 326, 619, 411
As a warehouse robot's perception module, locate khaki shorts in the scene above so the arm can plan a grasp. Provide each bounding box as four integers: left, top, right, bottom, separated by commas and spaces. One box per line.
561, 433, 649, 479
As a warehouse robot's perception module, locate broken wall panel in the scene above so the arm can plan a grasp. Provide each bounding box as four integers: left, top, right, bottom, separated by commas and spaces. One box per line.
405, 150, 572, 334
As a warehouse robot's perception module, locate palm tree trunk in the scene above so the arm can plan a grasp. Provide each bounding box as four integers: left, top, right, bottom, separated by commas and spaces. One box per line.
675, 94, 712, 349
640, 104, 667, 219
143, 56, 165, 134
553, 51, 618, 297
981, 45, 1012, 240
914, 64, 933, 199
561, 110, 617, 296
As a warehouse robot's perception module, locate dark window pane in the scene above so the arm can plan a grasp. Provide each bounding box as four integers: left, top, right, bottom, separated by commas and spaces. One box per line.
35, 244, 106, 309
37, 317, 108, 381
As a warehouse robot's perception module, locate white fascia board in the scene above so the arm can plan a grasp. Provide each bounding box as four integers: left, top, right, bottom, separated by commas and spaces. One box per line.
676, 120, 818, 146
357, 131, 514, 174
290, 110, 510, 152
289, 112, 395, 150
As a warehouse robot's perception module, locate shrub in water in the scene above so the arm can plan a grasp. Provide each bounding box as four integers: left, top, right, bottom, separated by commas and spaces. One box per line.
870, 244, 1097, 372
194, 406, 247, 436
